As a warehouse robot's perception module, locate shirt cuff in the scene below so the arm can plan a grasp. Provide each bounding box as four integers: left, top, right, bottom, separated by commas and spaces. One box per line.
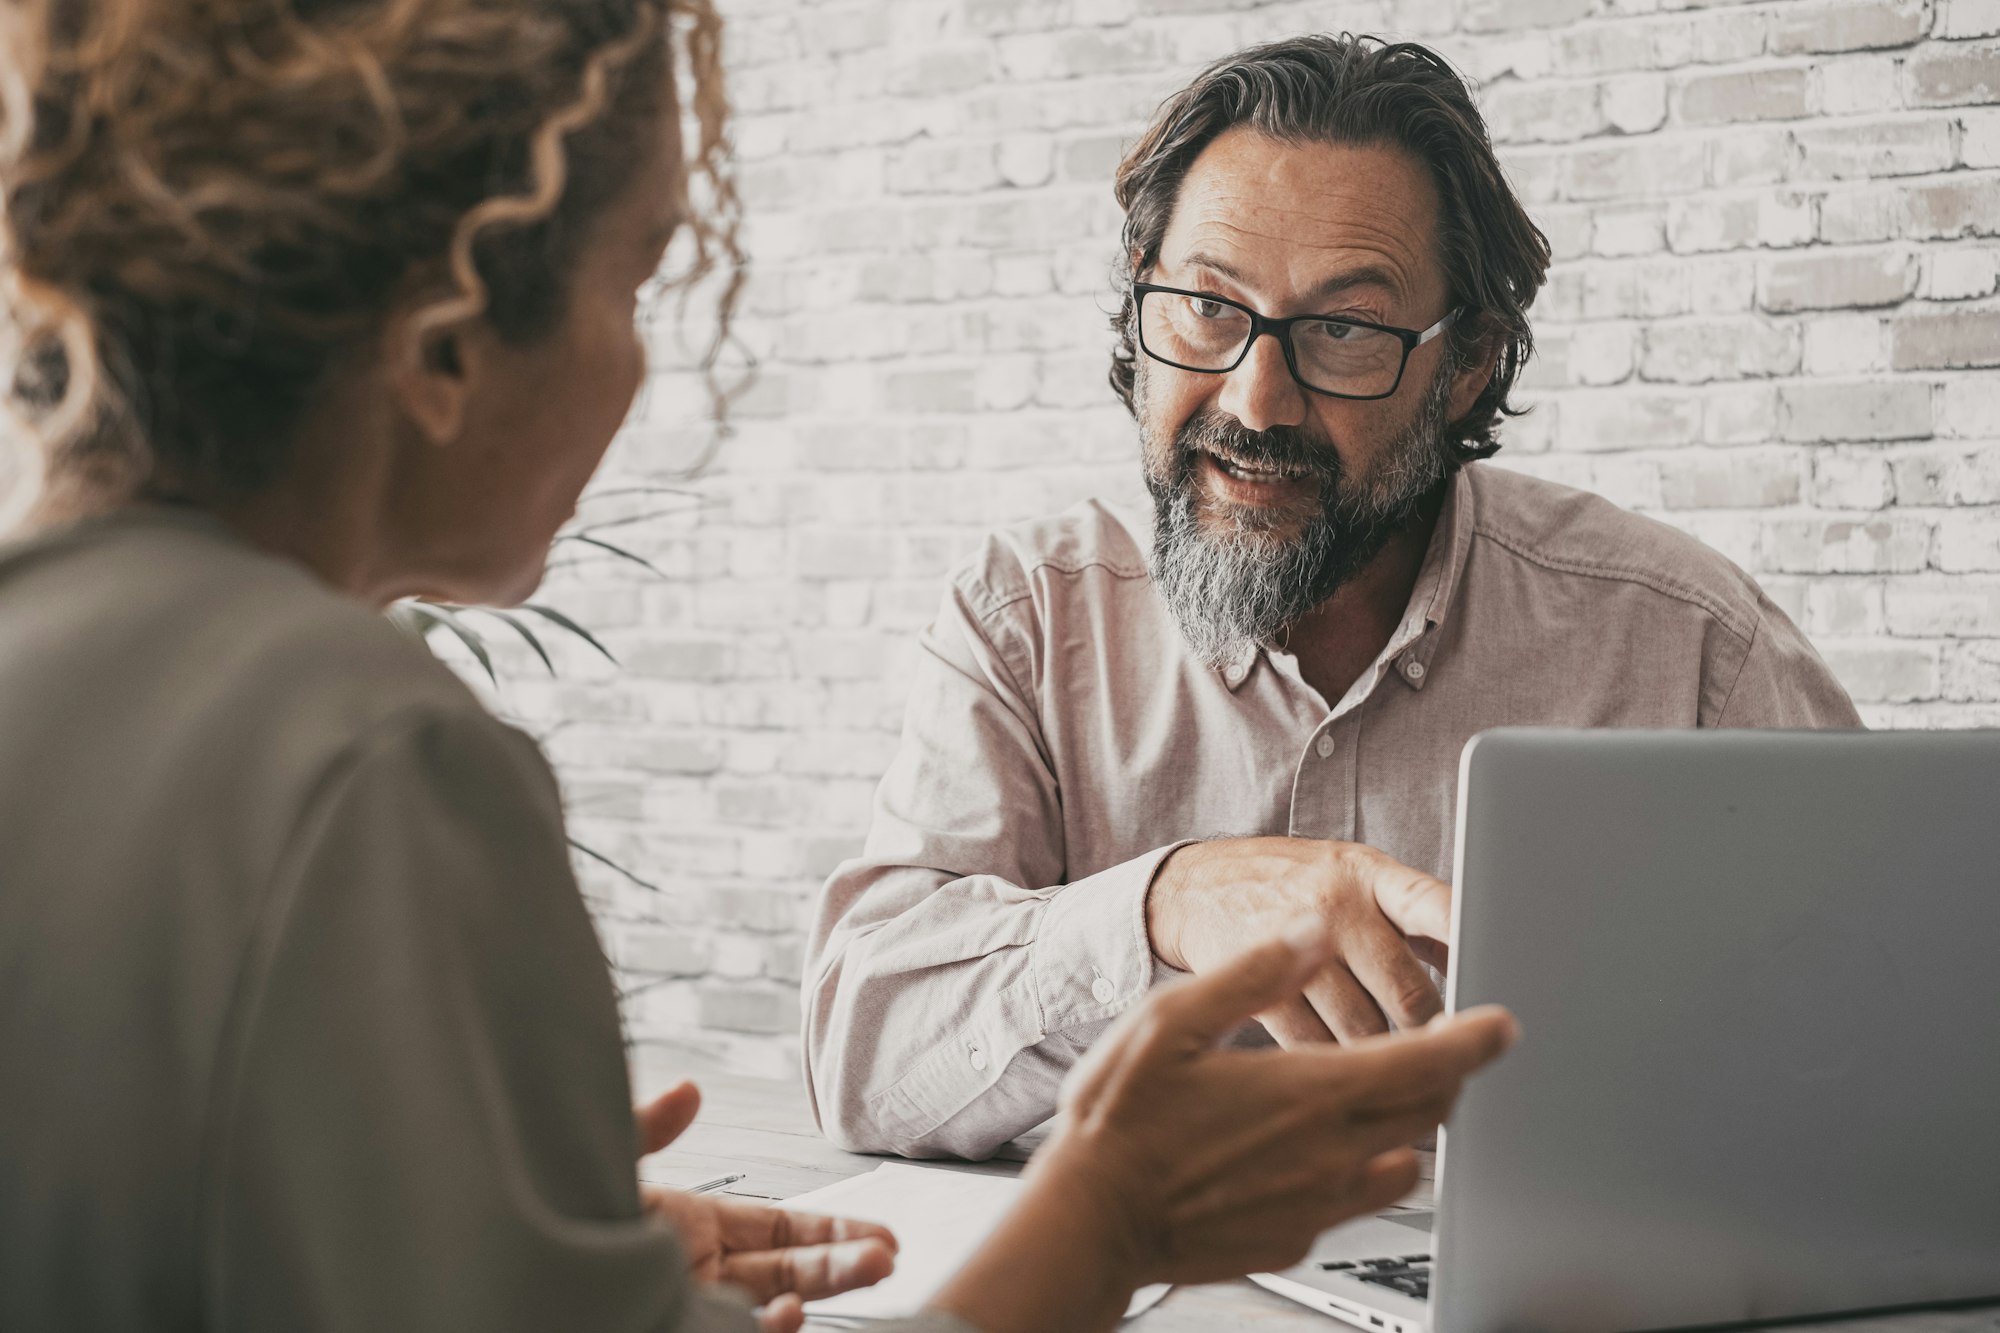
1031, 841, 1193, 1035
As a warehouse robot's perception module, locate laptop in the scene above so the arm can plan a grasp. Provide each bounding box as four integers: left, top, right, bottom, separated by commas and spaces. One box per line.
1253, 729, 2000, 1332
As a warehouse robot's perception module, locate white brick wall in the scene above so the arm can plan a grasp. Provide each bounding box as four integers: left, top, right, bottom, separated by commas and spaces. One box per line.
497, 0, 2000, 1075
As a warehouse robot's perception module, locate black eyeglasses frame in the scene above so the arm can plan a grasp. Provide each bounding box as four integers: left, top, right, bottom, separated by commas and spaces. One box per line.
1132, 282, 1463, 402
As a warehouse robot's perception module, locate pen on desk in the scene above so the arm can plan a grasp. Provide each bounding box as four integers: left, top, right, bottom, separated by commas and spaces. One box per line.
686, 1173, 745, 1195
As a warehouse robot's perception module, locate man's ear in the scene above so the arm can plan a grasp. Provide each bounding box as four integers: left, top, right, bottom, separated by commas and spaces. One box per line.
1447, 323, 1502, 422
384, 307, 486, 447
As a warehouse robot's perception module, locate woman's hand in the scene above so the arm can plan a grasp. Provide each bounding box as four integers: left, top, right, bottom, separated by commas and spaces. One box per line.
1046, 922, 1516, 1286
635, 1084, 898, 1333
932, 925, 1516, 1333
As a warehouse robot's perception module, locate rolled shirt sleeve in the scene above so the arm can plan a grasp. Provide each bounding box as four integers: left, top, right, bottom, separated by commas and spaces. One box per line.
803, 574, 1182, 1161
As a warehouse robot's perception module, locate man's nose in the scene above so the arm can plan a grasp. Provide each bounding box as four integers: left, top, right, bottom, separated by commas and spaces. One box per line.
1213, 330, 1308, 433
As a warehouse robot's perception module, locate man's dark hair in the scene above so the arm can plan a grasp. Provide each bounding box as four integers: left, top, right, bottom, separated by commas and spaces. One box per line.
1109, 33, 1550, 465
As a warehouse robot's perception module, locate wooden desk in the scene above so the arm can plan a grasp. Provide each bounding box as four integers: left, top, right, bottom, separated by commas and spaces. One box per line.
635, 1063, 1999, 1333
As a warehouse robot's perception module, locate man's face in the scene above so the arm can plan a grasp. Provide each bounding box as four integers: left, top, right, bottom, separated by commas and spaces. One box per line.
1136, 127, 1489, 665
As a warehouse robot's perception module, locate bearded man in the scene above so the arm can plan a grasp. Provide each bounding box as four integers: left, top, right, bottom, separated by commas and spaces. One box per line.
803, 34, 1859, 1160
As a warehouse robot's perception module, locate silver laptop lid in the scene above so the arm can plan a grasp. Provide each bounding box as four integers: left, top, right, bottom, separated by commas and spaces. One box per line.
1435, 729, 2000, 1333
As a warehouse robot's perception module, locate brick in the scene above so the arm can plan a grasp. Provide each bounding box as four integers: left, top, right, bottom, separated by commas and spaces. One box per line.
1759, 248, 1917, 312
1821, 642, 1941, 702
1802, 312, 1889, 375
1908, 41, 2000, 106
1769, 0, 1927, 55
697, 983, 796, 1035
1483, 81, 1606, 144
1707, 127, 1792, 188
1463, 0, 1594, 32
1940, 0, 2000, 39
1818, 186, 1904, 244
1811, 451, 1896, 508
1905, 179, 2000, 239
1658, 450, 1802, 508
1963, 108, 2000, 168
1925, 248, 2000, 299
1677, 67, 1811, 125
1704, 384, 1780, 444
1818, 55, 1906, 116
1641, 317, 1800, 383
1937, 511, 2000, 570
1941, 377, 2000, 436
1764, 516, 1933, 572
620, 927, 710, 977
1688, 11, 1768, 64
1892, 309, 2000, 369
1806, 578, 1887, 636
1780, 380, 1935, 440
1943, 642, 2000, 702
1603, 71, 1668, 133
1892, 445, 2000, 503
1885, 577, 2000, 634
1561, 389, 1705, 449
1592, 203, 1666, 256
1563, 138, 1705, 200
1795, 118, 1958, 179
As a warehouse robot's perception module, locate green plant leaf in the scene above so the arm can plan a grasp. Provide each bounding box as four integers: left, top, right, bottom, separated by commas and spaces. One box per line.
555, 533, 668, 579
522, 603, 617, 664
415, 602, 498, 685
569, 838, 661, 893
477, 609, 556, 675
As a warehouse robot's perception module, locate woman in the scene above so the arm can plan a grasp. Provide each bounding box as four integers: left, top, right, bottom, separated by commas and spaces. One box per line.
0, 2, 1515, 1331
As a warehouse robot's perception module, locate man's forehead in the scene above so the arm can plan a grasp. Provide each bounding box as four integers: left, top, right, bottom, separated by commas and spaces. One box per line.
1158, 127, 1442, 304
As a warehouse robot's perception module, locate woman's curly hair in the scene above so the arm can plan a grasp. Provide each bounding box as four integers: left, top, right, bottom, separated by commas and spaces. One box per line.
1109, 34, 1549, 466
0, 0, 740, 517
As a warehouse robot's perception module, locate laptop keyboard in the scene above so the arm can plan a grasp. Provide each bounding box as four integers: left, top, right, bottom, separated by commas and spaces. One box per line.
1318, 1253, 1432, 1300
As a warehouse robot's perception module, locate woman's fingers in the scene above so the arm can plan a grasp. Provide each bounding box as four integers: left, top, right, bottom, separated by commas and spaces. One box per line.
721, 1236, 897, 1303
633, 1080, 702, 1157
715, 1199, 898, 1255
1144, 920, 1341, 1051
756, 1293, 804, 1333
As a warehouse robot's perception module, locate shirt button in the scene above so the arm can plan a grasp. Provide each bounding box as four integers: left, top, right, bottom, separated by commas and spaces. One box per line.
1092, 976, 1117, 1005
968, 1046, 988, 1071
1316, 734, 1335, 759
1405, 659, 1427, 682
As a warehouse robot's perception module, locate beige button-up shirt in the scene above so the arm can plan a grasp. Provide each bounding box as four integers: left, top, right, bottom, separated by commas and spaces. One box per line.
804, 463, 1860, 1161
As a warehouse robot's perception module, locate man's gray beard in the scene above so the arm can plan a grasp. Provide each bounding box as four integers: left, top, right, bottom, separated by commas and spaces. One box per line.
1145, 364, 1458, 670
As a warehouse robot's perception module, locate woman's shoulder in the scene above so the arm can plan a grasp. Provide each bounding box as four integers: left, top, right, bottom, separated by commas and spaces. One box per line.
0, 505, 503, 791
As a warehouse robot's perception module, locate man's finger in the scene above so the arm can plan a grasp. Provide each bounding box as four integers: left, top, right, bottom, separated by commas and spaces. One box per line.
722, 1237, 897, 1302
1256, 993, 1337, 1047
1301, 966, 1393, 1044
1355, 849, 1453, 948
635, 1081, 702, 1157
1328, 1006, 1520, 1111
1148, 920, 1340, 1047
1344, 929, 1444, 1032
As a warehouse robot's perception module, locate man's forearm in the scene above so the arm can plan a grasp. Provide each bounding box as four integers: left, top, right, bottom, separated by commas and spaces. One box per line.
802, 847, 1186, 1158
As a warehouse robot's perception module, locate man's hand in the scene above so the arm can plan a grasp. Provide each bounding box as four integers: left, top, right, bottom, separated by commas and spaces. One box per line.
635, 1084, 898, 1333
1145, 838, 1452, 1045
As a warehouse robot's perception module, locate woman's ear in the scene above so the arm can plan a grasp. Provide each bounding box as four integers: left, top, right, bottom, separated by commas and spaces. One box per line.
384, 308, 489, 447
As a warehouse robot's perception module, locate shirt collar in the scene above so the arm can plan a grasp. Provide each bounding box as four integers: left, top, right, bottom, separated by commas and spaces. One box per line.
1218, 464, 1477, 694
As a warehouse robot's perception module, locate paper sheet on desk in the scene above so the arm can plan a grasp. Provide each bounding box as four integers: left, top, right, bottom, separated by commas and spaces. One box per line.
786, 1163, 1170, 1324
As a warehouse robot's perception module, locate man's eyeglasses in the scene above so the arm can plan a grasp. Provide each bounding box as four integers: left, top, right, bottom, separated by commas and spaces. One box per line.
1133, 283, 1461, 402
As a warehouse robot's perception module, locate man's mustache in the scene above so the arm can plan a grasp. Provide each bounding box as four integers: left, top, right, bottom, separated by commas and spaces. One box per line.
1173, 410, 1343, 483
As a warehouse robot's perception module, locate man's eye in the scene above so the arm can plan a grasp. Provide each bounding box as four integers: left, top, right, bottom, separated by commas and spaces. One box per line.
1312, 320, 1360, 341
1189, 298, 1230, 320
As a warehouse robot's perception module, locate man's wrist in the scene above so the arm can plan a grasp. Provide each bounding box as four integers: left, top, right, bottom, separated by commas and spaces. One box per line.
1144, 844, 1196, 972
